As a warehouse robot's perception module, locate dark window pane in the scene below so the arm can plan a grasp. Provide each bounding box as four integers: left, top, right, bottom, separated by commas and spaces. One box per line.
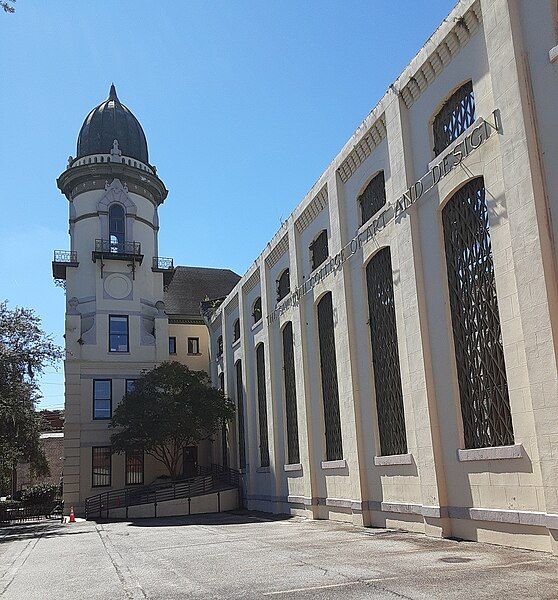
109, 316, 128, 352
125, 450, 144, 485
169, 337, 176, 354
277, 269, 290, 302
256, 344, 270, 467
433, 81, 475, 156
253, 297, 262, 323
359, 171, 386, 226
282, 322, 300, 464
366, 247, 407, 456
217, 335, 223, 356
235, 360, 246, 469
233, 319, 240, 342
310, 230, 329, 271
188, 337, 200, 354
442, 177, 513, 449
126, 379, 136, 395
219, 372, 228, 467
109, 204, 125, 248
93, 380, 111, 420
317, 293, 343, 461
92, 446, 111, 487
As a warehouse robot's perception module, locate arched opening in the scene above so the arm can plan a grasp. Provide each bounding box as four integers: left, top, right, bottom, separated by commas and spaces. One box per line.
109, 204, 125, 252
256, 343, 270, 467
252, 297, 262, 324
277, 268, 290, 302
358, 171, 386, 226
433, 81, 475, 156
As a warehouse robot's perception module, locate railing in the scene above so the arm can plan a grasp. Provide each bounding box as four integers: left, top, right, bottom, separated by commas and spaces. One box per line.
53, 250, 78, 264
84, 464, 240, 520
152, 256, 174, 270
94, 239, 141, 256
0, 502, 62, 524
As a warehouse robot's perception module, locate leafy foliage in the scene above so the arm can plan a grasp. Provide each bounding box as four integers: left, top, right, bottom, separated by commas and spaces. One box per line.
1, 1, 15, 14
0, 301, 63, 494
20, 483, 60, 505
111, 362, 235, 478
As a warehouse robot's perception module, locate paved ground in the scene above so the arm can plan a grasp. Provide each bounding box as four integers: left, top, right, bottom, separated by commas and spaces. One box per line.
0, 512, 557, 599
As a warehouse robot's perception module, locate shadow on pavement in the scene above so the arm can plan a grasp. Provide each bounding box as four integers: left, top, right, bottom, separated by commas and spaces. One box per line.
120, 510, 295, 528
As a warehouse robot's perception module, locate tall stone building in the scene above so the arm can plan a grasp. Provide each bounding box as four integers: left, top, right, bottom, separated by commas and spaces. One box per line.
53, 86, 238, 513
205, 0, 558, 555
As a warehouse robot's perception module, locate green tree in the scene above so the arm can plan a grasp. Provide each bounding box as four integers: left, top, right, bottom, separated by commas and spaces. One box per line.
110, 362, 235, 479
0, 301, 63, 495
2, 1, 15, 14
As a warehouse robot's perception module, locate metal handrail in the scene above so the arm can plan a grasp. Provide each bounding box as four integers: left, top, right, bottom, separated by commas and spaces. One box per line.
94, 239, 141, 256
84, 464, 240, 519
152, 256, 174, 270
53, 250, 77, 263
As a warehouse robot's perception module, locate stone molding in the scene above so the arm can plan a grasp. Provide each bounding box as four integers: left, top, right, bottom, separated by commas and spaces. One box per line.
337, 116, 387, 184
283, 463, 303, 472
265, 233, 289, 269
457, 444, 524, 462
399, 0, 482, 109
294, 185, 328, 233
373, 453, 413, 466
321, 459, 347, 470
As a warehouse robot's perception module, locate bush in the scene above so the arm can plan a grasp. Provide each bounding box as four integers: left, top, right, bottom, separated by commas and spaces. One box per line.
0, 500, 21, 510
20, 483, 59, 506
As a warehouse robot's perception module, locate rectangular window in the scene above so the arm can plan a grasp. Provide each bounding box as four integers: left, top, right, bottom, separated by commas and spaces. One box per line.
125, 450, 144, 485
187, 337, 200, 355
256, 343, 270, 467
92, 446, 111, 487
93, 379, 112, 420
125, 379, 136, 395
282, 322, 300, 464
235, 360, 246, 469
359, 171, 386, 226
310, 230, 329, 271
169, 336, 177, 355
109, 315, 129, 353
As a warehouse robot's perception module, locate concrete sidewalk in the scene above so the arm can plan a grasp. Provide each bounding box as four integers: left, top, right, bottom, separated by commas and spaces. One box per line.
0, 512, 556, 599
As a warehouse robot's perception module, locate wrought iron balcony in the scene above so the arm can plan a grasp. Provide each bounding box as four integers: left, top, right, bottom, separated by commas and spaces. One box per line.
52, 250, 78, 280
92, 239, 143, 264
152, 256, 174, 271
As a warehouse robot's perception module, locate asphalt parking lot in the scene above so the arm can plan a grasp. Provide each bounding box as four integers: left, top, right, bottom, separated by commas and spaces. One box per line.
0, 511, 557, 599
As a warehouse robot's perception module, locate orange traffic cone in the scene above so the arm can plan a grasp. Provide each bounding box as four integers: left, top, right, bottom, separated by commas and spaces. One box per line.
69, 506, 75, 523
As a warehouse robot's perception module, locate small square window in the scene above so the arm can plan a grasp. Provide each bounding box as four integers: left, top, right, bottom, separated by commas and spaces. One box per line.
188, 337, 200, 355
93, 379, 111, 420
109, 315, 129, 353
169, 336, 177, 355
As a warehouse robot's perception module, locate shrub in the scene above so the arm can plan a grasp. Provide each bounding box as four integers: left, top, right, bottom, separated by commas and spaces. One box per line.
0, 500, 21, 510
20, 483, 59, 506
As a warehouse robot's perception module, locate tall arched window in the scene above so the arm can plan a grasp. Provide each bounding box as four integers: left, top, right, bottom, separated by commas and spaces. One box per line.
358, 171, 386, 226
109, 204, 125, 252
219, 372, 227, 467
442, 177, 513, 449
233, 318, 240, 342
277, 269, 290, 302
256, 343, 270, 467
433, 81, 475, 156
317, 292, 343, 461
252, 297, 262, 324
282, 322, 300, 464
235, 360, 246, 469
310, 230, 329, 271
366, 247, 407, 456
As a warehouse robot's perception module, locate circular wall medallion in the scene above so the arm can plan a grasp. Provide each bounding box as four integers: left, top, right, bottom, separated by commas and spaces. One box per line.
104, 273, 132, 299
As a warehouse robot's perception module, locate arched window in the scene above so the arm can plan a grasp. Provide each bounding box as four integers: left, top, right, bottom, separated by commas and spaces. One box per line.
282, 322, 300, 464
256, 343, 270, 467
217, 335, 223, 356
442, 177, 513, 449
109, 204, 125, 252
219, 372, 228, 467
277, 268, 290, 302
310, 230, 329, 271
317, 292, 343, 461
235, 360, 246, 469
366, 247, 407, 456
252, 297, 262, 324
358, 171, 386, 226
233, 318, 240, 342
433, 81, 475, 156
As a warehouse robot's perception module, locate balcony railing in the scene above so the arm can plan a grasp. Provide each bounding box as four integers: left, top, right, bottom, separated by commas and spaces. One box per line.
94, 239, 142, 257
152, 256, 174, 271
52, 250, 78, 280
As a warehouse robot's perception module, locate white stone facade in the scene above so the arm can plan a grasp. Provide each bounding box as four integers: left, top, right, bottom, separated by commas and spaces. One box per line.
207, 0, 558, 554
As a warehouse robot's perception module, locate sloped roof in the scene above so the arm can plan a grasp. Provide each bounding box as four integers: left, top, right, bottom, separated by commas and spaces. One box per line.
164, 266, 240, 319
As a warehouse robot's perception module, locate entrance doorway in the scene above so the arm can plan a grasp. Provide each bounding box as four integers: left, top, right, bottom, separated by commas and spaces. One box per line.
183, 446, 198, 477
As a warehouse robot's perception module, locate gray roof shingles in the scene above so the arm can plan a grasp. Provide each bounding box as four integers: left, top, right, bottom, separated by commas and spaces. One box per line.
163, 265, 240, 318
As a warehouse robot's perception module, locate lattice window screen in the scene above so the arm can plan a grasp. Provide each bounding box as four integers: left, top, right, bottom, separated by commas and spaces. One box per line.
433, 81, 475, 156
235, 360, 246, 468
282, 322, 300, 464
256, 344, 270, 467
442, 177, 514, 449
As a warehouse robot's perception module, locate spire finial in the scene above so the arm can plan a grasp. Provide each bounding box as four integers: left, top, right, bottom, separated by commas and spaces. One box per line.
108, 83, 118, 101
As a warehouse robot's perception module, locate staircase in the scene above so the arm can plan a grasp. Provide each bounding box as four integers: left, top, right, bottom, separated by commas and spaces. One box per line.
85, 464, 241, 520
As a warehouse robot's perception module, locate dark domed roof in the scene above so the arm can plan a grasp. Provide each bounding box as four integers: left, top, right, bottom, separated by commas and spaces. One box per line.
76, 85, 149, 164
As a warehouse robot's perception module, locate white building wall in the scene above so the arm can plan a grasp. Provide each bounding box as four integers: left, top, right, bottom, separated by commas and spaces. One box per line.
208, 0, 558, 554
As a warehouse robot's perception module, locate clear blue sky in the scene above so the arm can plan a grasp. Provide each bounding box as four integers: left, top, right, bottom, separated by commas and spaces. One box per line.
0, 0, 454, 409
